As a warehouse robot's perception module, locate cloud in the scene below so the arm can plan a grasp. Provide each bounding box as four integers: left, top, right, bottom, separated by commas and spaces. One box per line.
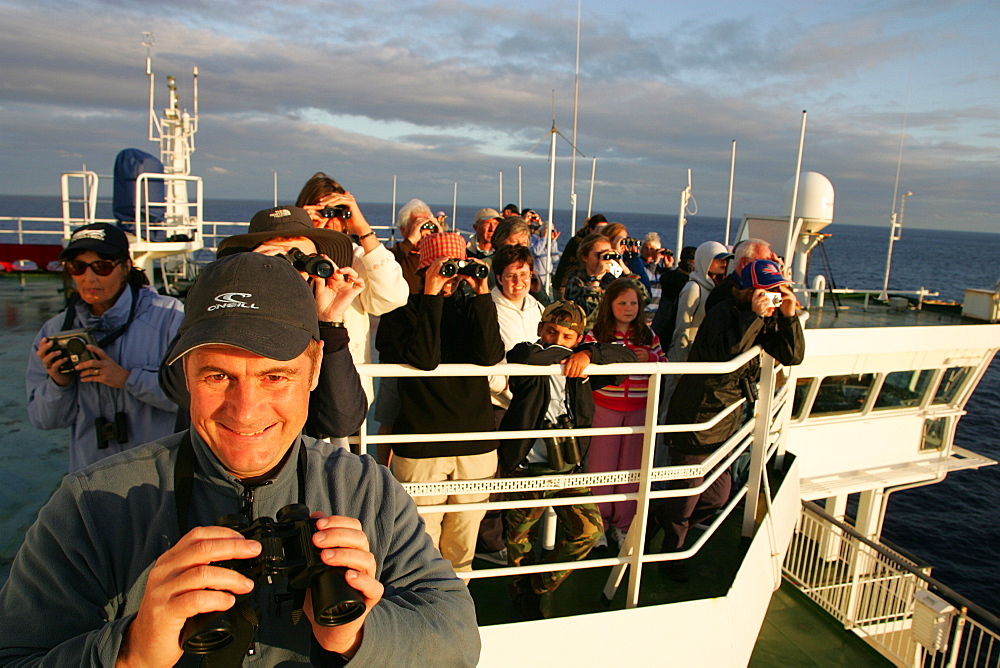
1, 0, 998, 233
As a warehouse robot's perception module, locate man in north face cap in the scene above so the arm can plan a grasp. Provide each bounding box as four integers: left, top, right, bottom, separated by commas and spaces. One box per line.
0, 252, 481, 665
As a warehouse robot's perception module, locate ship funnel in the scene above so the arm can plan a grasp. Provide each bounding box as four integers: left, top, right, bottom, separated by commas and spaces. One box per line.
783, 171, 834, 234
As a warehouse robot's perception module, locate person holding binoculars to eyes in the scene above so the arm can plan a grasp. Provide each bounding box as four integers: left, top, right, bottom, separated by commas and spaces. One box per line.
563, 233, 642, 329
27, 223, 184, 472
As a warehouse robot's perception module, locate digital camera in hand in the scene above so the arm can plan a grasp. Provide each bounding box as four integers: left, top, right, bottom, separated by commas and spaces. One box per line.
180, 503, 365, 658
439, 258, 489, 279
279, 247, 336, 279
47, 329, 98, 374
319, 204, 352, 220
767, 292, 784, 307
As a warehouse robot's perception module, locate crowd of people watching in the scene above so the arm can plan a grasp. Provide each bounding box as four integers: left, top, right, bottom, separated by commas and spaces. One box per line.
8, 183, 806, 660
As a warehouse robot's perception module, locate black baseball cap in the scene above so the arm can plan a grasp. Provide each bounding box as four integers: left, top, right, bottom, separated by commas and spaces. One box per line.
218, 206, 354, 269
166, 252, 320, 365
59, 223, 131, 259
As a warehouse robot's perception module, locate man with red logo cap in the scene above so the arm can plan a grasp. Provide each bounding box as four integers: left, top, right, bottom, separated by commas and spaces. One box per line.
375, 232, 505, 572
652, 259, 804, 581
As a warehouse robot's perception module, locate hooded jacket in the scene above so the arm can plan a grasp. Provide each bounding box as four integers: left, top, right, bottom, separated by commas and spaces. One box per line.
667, 240, 729, 363
26, 285, 184, 471
665, 296, 805, 454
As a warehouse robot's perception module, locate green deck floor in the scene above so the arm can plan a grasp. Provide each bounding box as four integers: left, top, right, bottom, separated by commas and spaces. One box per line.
750, 583, 889, 666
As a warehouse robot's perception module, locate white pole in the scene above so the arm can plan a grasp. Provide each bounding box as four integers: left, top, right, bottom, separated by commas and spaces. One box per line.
452, 182, 458, 233
391, 175, 397, 230
273, 171, 278, 207
725, 140, 736, 247
546, 126, 557, 247
569, 0, 582, 236
675, 169, 692, 258
517, 165, 522, 213
784, 111, 808, 270
499, 170, 503, 211
881, 191, 912, 299
587, 157, 596, 221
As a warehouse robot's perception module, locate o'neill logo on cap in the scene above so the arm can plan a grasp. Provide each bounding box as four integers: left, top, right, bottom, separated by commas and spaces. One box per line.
72, 229, 106, 242
208, 293, 260, 311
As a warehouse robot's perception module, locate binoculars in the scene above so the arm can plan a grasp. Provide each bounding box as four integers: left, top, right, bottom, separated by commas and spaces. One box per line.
280, 247, 335, 279
542, 415, 582, 471
439, 258, 489, 279
319, 204, 352, 220
180, 503, 365, 658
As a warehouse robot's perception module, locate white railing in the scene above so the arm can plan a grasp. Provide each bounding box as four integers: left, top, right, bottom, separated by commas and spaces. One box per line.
804, 286, 940, 310
352, 349, 792, 608
784, 501, 1000, 667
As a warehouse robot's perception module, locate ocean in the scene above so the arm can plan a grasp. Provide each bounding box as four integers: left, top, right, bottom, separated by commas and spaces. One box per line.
2, 194, 998, 612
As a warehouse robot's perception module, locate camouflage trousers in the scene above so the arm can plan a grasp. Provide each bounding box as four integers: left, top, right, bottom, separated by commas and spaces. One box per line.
505, 484, 603, 595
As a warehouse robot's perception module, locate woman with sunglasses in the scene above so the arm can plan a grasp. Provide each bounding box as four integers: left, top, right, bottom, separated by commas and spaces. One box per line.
26, 223, 184, 472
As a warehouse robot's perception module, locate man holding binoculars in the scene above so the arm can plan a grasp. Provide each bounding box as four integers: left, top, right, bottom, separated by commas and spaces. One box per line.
0, 252, 480, 665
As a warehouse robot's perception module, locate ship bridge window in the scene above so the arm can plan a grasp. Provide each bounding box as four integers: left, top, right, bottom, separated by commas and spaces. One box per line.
921, 417, 948, 451
809, 373, 876, 416
873, 370, 934, 410
792, 377, 814, 420
932, 366, 973, 405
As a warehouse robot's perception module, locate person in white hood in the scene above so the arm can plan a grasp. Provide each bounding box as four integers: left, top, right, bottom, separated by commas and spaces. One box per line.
667, 240, 734, 364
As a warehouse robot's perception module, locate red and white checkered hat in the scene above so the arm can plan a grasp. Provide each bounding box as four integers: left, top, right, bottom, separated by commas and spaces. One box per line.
417, 232, 467, 270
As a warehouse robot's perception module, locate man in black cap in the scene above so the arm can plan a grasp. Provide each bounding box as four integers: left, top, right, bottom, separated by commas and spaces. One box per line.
160, 206, 368, 442
0, 252, 480, 665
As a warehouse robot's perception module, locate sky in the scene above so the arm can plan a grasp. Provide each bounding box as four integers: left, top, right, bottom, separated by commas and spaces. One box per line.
1, 0, 999, 234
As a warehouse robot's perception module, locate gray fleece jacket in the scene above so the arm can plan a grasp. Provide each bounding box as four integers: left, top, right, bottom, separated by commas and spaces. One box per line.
0, 430, 480, 666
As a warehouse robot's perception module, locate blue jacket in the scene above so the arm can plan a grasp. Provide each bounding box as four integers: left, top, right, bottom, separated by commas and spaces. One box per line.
26, 285, 184, 471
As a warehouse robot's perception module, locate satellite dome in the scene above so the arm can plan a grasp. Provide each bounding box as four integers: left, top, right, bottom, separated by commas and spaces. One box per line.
783, 172, 834, 233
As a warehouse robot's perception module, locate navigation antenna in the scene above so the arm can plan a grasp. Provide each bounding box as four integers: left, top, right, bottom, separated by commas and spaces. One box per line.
527, 91, 586, 294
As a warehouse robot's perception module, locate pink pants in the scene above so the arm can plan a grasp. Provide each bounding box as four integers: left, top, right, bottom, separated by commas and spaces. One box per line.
586, 404, 646, 531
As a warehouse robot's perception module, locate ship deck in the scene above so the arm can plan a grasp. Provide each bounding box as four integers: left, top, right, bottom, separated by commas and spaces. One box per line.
0, 272, 934, 664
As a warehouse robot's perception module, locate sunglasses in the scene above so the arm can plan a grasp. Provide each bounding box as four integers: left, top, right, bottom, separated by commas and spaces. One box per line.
63, 258, 124, 276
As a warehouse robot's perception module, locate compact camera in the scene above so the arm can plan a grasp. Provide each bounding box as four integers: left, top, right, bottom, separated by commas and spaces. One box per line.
47, 329, 98, 374
180, 503, 365, 658
319, 204, 352, 220
439, 258, 489, 279
767, 292, 784, 308
280, 247, 335, 279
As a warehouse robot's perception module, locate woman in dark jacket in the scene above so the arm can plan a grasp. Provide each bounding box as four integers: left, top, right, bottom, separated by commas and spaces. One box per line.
654, 260, 805, 574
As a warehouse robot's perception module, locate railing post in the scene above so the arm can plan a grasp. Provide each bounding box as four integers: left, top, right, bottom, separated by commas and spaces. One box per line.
742, 354, 776, 537
624, 365, 662, 608
945, 608, 967, 668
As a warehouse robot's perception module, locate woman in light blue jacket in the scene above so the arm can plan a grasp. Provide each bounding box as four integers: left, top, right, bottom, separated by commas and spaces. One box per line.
26, 223, 184, 471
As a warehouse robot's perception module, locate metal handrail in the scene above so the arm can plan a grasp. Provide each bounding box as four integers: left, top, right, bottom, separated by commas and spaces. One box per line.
351, 349, 788, 610
800, 500, 1000, 629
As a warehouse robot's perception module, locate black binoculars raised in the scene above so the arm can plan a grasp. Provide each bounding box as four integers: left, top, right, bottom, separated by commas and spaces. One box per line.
280, 247, 335, 279
542, 414, 582, 471
319, 204, 352, 220
180, 503, 365, 658
439, 258, 488, 279
602, 252, 622, 261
